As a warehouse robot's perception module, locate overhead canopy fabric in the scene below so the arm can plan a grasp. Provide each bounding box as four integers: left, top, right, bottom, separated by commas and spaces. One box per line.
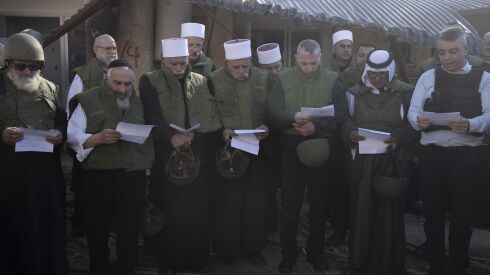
188, 0, 490, 47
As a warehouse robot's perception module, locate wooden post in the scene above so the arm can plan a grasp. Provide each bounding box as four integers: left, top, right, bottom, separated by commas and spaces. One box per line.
114, 0, 154, 89
389, 35, 410, 83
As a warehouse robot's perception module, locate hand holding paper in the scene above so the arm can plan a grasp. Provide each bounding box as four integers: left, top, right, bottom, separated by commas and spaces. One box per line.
300, 105, 335, 117
419, 112, 460, 127
230, 129, 263, 155
2, 127, 23, 145
357, 128, 391, 154
448, 117, 469, 134
15, 128, 60, 153
116, 122, 154, 144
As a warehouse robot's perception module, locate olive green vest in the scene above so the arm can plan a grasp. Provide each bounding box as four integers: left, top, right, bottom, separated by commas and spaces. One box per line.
322, 54, 353, 73
145, 67, 221, 133
339, 67, 361, 89
0, 69, 57, 130
73, 85, 154, 171
191, 53, 214, 77
209, 66, 269, 129
277, 66, 338, 135
72, 58, 106, 90
349, 80, 413, 132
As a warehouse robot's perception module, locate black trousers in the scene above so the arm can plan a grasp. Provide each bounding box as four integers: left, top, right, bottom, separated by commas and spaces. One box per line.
279, 139, 330, 257
419, 145, 480, 272
326, 134, 349, 235
82, 169, 146, 275
0, 151, 68, 275
212, 156, 268, 258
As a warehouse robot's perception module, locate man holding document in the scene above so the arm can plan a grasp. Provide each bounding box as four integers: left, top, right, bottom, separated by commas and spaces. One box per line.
408, 26, 490, 275
0, 32, 68, 275
67, 60, 154, 275
208, 38, 270, 266
139, 38, 221, 273
269, 39, 347, 273
342, 49, 416, 274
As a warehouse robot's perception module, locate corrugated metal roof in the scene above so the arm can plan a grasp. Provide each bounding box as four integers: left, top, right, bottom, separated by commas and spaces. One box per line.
188, 0, 490, 47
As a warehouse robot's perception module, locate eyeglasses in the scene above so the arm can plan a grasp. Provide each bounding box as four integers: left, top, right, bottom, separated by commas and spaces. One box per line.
367, 71, 388, 78
96, 46, 117, 51
13, 63, 42, 71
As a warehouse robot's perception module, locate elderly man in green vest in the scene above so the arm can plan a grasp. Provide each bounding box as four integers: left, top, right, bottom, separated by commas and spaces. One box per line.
270, 39, 348, 273
323, 29, 354, 73
0, 33, 68, 275
208, 38, 270, 267
139, 37, 221, 274
181, 22, 214, 77
67, 60, 153, 275
343, 49, 415, 274
256, 42, 284, 235
66, 33, 118, 112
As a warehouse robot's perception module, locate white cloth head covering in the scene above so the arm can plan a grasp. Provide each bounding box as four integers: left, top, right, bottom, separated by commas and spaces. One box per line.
161, 38, 189, 58
332, 30, 353, 45
361, 49, 396, 94
181, 23, 205, 39
224, 39, 251, 60
257, 43, 281, 65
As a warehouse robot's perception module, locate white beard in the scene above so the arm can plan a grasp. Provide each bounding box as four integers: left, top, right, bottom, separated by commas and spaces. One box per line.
7, 69, 42, 93
116, 89, 132, 111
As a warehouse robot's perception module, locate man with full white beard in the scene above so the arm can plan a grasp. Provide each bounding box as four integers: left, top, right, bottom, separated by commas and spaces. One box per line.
67, 60, 154, 275
138, 38, 221, 274
0, 33, 68, 275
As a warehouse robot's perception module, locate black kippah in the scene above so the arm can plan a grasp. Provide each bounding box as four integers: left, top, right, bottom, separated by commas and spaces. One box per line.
108, 59, 132, 70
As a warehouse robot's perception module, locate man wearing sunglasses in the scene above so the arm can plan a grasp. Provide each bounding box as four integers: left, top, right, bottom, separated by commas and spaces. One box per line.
0, 33, 68, 275
343, 49, 415, 274
139, 38, 221, 274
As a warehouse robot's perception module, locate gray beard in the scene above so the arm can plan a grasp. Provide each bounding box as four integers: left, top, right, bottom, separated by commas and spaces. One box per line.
7, 69, 42, 93
116, 89, 132, 111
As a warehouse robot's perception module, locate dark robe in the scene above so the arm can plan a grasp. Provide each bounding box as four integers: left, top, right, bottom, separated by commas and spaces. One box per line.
139, 74, 221, 271
0, 106, 68, 275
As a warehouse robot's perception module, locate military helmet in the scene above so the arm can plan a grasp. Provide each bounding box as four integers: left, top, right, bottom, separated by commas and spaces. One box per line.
3, 33, 44, 62
20, 28, 44, 43
215, 145, 250, 180
296, 138, 330, 168
141, 203, 165, 236
372, 175, 405, 200
165, 146, 200, 186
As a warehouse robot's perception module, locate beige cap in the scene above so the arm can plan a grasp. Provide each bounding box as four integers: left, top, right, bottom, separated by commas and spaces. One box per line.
161, 38, 189, 57
224, 39, 251, 60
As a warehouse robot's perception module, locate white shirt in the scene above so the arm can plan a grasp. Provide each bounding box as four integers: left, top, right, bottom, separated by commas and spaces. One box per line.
67, 104, 94, 162
66, 74, 84, 116
408, 61, 490, 147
